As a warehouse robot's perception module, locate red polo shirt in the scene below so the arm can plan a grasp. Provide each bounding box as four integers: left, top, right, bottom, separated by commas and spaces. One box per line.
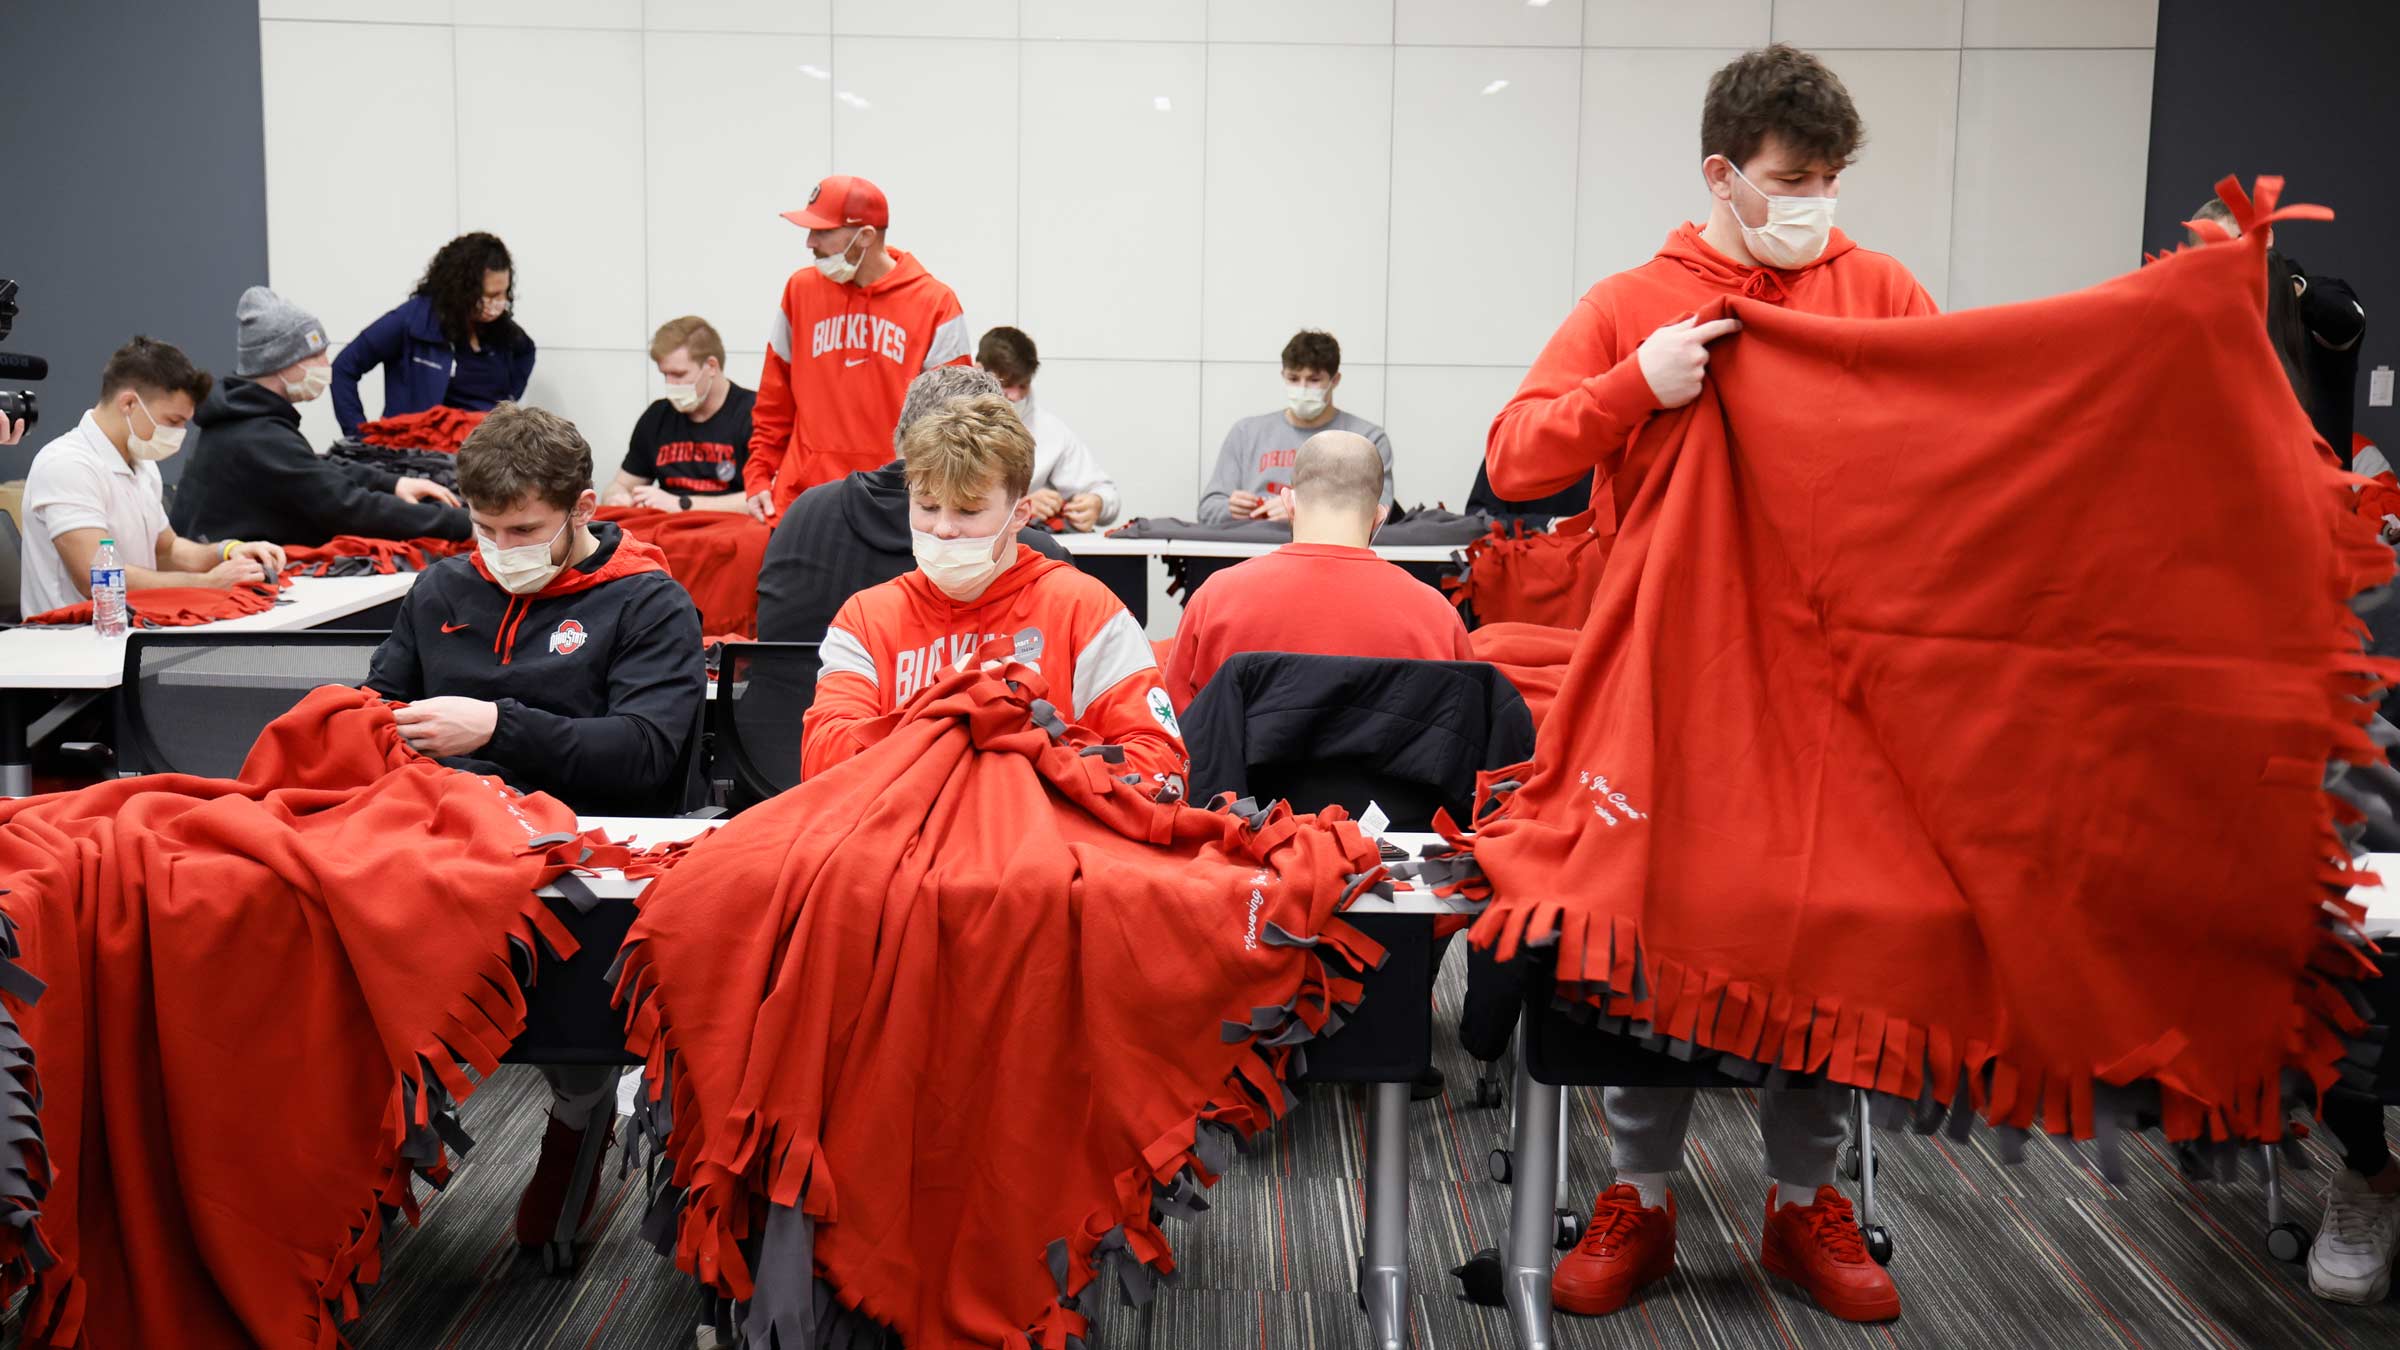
1161, 542, 1475, 709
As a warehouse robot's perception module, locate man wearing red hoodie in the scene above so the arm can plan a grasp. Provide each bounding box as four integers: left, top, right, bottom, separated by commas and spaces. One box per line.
1487, 44, 1934, 1325
744, 174, 974, 519
365, 401, 706, 1259
804, 394, 1185, 793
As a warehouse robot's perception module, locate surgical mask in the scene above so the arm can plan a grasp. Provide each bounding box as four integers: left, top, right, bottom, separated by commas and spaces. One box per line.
1724, 160, 1836, 270
815, 227, 871, 284
478, 517, 571, 595
125, 394, 187, 462
911, 509, 1015, 601
283, 364, 331, 402
664, 366, 711, 414
1285, 382, 1329, 420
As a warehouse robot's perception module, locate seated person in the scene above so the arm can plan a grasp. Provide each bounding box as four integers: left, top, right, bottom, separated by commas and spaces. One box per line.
21, 336, 285, 618
176, 287, 470, 548
1199, 328, 1393, 525
332, 232, 535, 439
602, 315, 756, 513
755, 364, 1068, 645
975, 325, 1120, 531
363, 401, 705, 1254
803, 393, 1183, 790
1164, 430, 1472, 709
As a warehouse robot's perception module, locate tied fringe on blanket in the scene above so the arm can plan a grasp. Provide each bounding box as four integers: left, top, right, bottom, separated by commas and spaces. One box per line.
606, 640, 1389, 1348
1414, 176, 2391, 1168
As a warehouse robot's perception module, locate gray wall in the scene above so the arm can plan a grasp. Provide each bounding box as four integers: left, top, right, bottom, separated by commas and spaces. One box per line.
2144, 0, 2397, 451
0, 0, 268, 483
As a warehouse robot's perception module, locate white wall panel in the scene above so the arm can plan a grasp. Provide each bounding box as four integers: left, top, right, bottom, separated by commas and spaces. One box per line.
1952, 48, 2153, 309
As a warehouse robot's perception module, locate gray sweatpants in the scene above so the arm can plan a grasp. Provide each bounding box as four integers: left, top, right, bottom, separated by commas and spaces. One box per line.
1605, 1083, 1847, 1190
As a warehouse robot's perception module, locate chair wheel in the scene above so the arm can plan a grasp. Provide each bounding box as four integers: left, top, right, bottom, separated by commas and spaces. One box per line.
1488, 1147, 1513, 1186
1472, 1073, 1505, 1110
2266, 1222, 2309, 1263
1451, 1248, 1505, 1307
1863, 1225, 1894, 1267
540, 1240, 577, 1276
1838, 1145, 1877, 1182
1553, 1208, 1583, 1251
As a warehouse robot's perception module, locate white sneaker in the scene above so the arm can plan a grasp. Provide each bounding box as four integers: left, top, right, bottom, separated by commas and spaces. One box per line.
2309, 1169, 2400, 1304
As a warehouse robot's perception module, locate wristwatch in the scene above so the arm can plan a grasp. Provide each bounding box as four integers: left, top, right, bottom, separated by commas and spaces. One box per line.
678, 494, 693, 511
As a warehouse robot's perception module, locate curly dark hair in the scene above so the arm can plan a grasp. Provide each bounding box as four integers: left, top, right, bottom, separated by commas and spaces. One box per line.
1701, 45, 1864, 172
1281, 329, 1341, 379
411, 231, 525, 350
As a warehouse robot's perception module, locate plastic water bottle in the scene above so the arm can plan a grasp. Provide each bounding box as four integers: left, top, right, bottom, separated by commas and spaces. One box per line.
90, 538, 129, 638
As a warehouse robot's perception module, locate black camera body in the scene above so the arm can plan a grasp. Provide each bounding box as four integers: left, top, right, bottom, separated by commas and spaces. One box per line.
0, 279, 45, 433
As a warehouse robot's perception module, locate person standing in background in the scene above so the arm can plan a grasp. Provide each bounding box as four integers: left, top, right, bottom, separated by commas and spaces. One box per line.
603, 316, 756, 513
1199, 330, 1393, 525
975, 325, 1119, 532
331, 232, 537, 439
743, 175, 971, 519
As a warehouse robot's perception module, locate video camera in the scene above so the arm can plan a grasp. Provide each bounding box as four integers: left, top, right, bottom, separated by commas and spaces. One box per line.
0, 279, 45, 433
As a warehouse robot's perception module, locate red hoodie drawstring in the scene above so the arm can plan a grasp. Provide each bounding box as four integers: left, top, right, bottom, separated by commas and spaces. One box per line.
1741, 268, 1792, 304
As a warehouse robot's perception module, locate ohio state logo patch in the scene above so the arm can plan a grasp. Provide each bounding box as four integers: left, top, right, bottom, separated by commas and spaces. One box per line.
548, 619, 587, 656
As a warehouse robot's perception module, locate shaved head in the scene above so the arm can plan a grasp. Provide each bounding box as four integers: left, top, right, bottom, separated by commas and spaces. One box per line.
1292, 431, 1383, 512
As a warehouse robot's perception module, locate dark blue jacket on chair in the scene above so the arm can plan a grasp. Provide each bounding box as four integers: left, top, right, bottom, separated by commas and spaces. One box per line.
330, 295, 537, 438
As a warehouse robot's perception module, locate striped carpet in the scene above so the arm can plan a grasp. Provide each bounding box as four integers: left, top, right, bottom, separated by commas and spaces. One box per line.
315, 946, 2400, 1347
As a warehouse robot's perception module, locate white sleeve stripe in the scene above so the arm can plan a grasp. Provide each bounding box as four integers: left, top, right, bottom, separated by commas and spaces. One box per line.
2357, 445, 2392, 479
818, 626, 878, 686
922, 313, 971, 370
1071, 610, 1156, 718
768, 308, 794, 361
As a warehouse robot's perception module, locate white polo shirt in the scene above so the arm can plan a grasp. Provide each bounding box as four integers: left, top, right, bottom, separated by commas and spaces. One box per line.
21, 411, 169, 617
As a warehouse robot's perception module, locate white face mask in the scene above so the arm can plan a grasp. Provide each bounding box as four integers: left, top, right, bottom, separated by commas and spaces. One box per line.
125, 394, 187, 461
814, 227, 872, 284
478, 517, 571, 595
1285, 381, 1329, 420
664, 366, 711, 414
283, 364, 331, 403
910, 507, 1016, 602
1724, 160, 1837, 269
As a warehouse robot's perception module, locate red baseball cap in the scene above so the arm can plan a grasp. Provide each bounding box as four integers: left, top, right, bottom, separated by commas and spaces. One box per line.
782, 175, 889, 231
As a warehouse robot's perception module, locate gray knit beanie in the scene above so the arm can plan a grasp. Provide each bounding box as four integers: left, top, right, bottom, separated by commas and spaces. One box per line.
234, 285, 329, 378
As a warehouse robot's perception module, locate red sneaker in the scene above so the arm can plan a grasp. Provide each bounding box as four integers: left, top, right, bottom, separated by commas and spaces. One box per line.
1760, 1185, 1900, 1322
1551, 1183, 1677, 1315
514, 1114, 613, 1248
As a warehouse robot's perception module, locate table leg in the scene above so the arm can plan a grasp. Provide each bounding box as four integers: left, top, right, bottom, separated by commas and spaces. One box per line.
1506, 1046, 1560, 1350
1, 690, 29, 798
1362, 1079, 1411, 1350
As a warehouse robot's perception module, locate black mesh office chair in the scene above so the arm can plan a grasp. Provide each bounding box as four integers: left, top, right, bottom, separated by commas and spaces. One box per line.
711, 641, 820, 811
118, 631, 389, 777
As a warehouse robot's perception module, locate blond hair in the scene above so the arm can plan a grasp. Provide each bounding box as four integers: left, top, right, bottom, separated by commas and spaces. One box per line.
900, 394, 1035, 509
648, 314, 725, 366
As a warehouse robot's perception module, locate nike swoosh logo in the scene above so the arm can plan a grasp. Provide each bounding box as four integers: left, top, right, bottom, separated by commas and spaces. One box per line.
441, 622, 470, 634
844, 356, 868, 367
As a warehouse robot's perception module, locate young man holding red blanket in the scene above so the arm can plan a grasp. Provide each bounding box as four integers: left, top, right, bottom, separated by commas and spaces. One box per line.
365, 401, 706, 1254
804, 393, 1185, 791
1487, 45, 1934, 1324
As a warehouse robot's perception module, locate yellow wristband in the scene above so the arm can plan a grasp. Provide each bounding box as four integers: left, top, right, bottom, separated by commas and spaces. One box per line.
221, 540, 241, 561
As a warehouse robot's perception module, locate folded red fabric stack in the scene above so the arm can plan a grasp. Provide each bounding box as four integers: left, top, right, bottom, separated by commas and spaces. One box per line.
22, 577, 289, 628
595, 506, 771, 639
0, 687, 594, 1347
612, 648, 1386, 1348
1445, 507, 1610, 629
282, 535, 470, 578
1459, 177, 2387, 1150
357, 407, 488, 454
1469, 621, 1578, 732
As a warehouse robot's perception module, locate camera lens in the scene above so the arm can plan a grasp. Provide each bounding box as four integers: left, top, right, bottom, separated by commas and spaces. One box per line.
0, 390, 38, 432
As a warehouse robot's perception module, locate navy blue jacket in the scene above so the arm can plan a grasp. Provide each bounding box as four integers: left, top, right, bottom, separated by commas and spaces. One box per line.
331, 295, 537, 438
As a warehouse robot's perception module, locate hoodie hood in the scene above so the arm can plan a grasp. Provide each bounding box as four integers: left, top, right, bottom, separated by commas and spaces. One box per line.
1654, 221, 1859, 304
839, 460, 914, 551
194, 376, 301, 430
468, 520, 675, 664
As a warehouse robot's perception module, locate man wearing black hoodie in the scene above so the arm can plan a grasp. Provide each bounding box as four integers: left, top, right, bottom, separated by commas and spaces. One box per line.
175, 287, 470, 548
365, 401, 705, 1258
755, 363, 1068, 646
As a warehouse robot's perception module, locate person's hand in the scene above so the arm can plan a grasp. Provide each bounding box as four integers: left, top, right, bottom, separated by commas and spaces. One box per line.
631, 483, 682, 511
0, 417, 22, 447
1635, 314, 1743, 409
1227, 490, 1263, 518
391, 697, 500, 757
1061, 493, 1103, 531
746, 490, 776, 521
231, 540, 288, 574
395, 476, 461, 507
1024, 488, 1065, 521
1256, 490, 1294, 523
203, 557, 267, 588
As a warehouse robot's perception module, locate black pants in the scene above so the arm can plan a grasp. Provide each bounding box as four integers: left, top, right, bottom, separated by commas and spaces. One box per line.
2326, 1085, 2393, 1177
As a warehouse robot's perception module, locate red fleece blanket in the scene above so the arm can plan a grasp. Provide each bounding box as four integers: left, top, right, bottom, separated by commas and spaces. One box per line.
595, 506, 771, 639
0, 687, 596, 1348
282, 535, 469, 577
357, 407, 487, 454
612, 649, 1387, 1348
1458, 177, 2387, 1148
1446, 509, 1609, 629
1470, 621, 1578, 732
23, 577, 290, 628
